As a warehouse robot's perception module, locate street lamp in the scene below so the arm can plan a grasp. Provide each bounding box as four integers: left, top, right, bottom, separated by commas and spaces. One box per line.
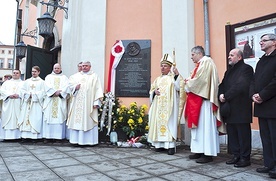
37, 12, 56, 38
15, 27, 38, 60
37, 0, 69, 38
15, 41, 27, 59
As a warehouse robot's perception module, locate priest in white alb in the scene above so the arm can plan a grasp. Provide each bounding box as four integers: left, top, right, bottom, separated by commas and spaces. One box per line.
0, 70, 23, 140
18, 66, 46, 140
67, 61, 103, 145
185, 46, 225, 163
43, 63, 70, 141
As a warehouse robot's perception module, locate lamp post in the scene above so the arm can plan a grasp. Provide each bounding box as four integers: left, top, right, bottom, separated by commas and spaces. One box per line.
15, 27, 38, 61
14, 0, 69, 69
14, 0, 38, 68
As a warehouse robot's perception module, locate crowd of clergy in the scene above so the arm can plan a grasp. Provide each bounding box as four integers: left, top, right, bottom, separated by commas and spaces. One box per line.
0, 61, 103, 146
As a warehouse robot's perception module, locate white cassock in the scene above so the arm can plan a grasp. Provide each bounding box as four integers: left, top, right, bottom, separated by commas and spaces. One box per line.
43, 72, 70, 139
18, 77, 46, 139
190, 100, 220, 156
0, 79, 23, 139
67, 71, 103, 145
185, 56, 221, 156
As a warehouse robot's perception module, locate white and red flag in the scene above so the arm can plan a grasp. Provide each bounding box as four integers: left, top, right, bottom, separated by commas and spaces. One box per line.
107, 40, 125, 93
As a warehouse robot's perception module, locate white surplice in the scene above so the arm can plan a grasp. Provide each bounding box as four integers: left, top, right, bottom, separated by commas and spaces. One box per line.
190, 100, 220, 156
0, 79, 23, 139
17, 77, 46, 139
67, 71, 103, 145
43, 72, 70, 139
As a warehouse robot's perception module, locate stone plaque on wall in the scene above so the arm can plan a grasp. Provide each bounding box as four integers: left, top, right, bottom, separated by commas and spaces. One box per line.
115, 40, 151, 97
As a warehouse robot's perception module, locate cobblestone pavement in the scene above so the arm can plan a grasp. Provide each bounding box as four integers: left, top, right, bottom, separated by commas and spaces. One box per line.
0, 140, 271, 181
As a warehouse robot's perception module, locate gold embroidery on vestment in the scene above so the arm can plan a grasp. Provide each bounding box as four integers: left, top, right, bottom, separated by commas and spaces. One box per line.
74, 77, 86, 123
30, 84, 36, 89
157, 76, 170, 137
51, 77, 60, 118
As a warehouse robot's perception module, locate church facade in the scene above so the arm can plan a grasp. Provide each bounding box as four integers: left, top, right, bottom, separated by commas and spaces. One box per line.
17, 0, 276, 147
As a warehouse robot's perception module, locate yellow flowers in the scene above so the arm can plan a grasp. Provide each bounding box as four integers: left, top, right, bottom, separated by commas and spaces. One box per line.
138, 117, 143, 124
128, 118, 134, 125
98, 94, 149, 139
115, 102, 149, 138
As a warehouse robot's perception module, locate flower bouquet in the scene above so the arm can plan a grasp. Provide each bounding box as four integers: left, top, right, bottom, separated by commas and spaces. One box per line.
115, 102, 149, 139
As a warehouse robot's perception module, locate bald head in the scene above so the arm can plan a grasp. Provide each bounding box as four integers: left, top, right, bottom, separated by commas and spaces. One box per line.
53, 63, 62, 74
228, 48, 243, 66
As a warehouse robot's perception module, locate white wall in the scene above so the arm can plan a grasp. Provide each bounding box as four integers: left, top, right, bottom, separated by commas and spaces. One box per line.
162, 0, 194, 145
61, 0, 106, 85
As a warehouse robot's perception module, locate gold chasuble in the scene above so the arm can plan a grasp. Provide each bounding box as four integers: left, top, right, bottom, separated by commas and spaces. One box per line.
148, 72, 185, 148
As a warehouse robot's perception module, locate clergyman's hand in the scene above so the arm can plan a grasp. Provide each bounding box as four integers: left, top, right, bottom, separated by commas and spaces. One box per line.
173, 67, 179, 75
155, 88, 160, 96
75, 84, 81, 90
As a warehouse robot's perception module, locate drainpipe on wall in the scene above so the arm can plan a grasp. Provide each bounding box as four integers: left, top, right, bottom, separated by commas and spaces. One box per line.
203, 0, 210, 56
13, 0, 20, 71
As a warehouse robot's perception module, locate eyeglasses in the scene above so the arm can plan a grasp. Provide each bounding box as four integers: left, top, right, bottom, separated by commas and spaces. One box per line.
259, 39, 274, 43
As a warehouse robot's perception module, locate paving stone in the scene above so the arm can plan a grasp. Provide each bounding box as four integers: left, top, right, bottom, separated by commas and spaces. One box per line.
3, 155, 47, 173
12, 169, 61, 181
52, 164, 96, 177
138, 162, 182, 175
87, 159, 129, 172
105, 167, 151, 181
161, 170, 213, 181
64, 173, 115, 181
43, 157, 82, 168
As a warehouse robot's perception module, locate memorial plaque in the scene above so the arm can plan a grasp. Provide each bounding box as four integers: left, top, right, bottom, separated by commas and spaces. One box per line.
115, 40, 151, 97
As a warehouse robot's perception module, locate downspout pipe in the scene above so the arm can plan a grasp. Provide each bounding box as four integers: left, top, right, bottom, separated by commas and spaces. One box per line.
13, 0, 20, 71
203, 0, 210, 56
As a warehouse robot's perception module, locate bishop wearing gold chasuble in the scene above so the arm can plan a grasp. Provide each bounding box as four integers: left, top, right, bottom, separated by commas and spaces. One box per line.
67, 61, 103, 145
148, 54, 185, 155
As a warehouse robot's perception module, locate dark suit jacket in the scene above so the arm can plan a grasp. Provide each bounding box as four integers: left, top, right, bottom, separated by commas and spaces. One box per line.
249, 49, 276, 118
219, 60, 253, 123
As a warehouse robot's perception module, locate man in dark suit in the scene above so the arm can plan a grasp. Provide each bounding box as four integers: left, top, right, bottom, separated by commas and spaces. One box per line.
219, 48, 253, 168
249, 33, 276, 179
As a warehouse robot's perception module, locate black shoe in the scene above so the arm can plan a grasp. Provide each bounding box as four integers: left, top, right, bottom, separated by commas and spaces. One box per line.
269, 168, 276, 179
43, 139, 49, 144
168, 148, 175, 155
189, 153, 202, 159
226, 156, 240, 164
234, 159, 251, 167
256, 166, 274, 173
196, 155, 213, 163
21, 139, 27, 143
